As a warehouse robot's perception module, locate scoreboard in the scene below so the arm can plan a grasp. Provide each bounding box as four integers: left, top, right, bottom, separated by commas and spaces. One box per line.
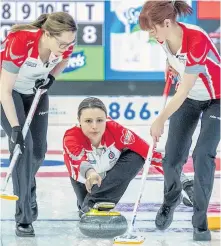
0, 0, 105, 80
0, 1, 104, 45
1, 0, 212, 82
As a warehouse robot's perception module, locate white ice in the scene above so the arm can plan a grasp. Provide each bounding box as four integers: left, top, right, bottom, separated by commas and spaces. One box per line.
1, 176, 220, 246
1, 125, 220, 246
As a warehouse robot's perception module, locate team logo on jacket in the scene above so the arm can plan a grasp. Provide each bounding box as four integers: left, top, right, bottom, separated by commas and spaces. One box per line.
176, 53, 187, 64
52, 58, 59, 63
25, 61, 37, 67
120, 129, 135, 145
108, 151, 115, 159
89, 159, 96, 164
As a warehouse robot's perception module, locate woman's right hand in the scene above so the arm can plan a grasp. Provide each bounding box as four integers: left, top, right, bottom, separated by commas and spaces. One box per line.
85, 169, 102, 193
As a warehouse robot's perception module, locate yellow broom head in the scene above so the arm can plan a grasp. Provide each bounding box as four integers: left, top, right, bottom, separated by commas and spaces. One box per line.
0, 193, 19, 201
208, 216, 221, 230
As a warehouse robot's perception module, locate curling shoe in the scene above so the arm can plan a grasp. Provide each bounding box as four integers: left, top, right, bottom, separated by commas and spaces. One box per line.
193, 228, 211, 241
15, 223, 35, 237
155, 195, 182, 230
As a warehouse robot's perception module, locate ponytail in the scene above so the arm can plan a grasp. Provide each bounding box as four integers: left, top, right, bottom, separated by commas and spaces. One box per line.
174, 1, 193, 17
139, 0, 193, 31
11, 13, 49, 32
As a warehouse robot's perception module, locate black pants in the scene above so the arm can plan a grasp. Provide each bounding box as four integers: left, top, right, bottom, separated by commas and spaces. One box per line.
70, 150, 145, 211
163, 98, 220, 230
1, 90, 49, 224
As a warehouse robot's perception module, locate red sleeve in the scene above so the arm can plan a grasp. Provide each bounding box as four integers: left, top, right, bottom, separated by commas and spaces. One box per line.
107, 119, 163, 169
62, 44, 74, 60
1, 33, 28, 73
185, 34, 209, 74
107, 119, 149, 159
63, 127, 88, 180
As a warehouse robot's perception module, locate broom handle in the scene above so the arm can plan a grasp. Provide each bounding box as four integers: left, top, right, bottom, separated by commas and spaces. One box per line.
161, 73, 173, 111
128, 73, 173, 234
2, 88, 46, 192
128, 141, 155, 234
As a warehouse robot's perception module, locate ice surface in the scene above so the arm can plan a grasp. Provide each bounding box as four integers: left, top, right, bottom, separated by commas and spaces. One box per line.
1, 125, 220, 246
1, 177, 220, 246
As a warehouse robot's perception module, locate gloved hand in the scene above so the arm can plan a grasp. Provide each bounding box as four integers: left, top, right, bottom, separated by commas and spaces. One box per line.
34, 74, 55, 93
9, 126, 25, 155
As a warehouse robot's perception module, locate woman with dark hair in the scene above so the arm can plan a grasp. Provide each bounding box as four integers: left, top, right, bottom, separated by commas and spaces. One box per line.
63, 97, 194, 219
139, 0, 220, 241
63, 97, 155, 216
0, 12, 77, 237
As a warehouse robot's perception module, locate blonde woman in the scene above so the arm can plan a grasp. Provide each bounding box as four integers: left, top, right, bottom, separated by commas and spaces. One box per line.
0, 12, 77, 237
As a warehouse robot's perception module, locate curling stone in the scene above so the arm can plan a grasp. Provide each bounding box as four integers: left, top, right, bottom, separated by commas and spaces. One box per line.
78, 208, 128, 238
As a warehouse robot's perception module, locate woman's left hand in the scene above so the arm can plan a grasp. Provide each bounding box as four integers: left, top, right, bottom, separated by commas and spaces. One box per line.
150, 118, 165, 144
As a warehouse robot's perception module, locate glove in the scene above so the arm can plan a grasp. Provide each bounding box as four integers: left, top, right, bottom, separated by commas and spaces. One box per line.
9, 126, 25, 155
34, 74, 55, 93
182, 179, 194, 207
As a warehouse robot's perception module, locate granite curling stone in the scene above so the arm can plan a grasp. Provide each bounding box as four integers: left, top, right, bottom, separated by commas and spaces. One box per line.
78, 209, 128, 238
